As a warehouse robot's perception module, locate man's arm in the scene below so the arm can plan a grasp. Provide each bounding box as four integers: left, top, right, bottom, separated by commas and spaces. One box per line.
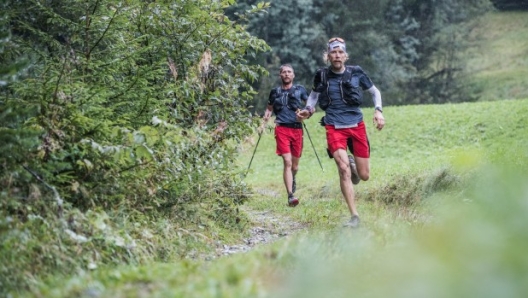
367, 85, 382, 111
263, 105, 273, 121
297, 91, 319, 120
367, 85, 385, 131
258, 105, 274, 135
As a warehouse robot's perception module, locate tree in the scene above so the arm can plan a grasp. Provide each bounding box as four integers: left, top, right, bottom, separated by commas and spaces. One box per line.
491, 0, 528, 10
227, 0, 326, 113
383, 0, 492, 104
1, 0, 272, 294
0, 0, 37, 192
231, 0, 494, 107
2, 0, 270, 216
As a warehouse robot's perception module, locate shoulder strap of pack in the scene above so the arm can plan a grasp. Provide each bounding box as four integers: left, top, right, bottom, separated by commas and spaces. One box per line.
293, 85, 303, 92
321, 66, 358, 84
342, 65, 356, 82
278, 85, 301, 94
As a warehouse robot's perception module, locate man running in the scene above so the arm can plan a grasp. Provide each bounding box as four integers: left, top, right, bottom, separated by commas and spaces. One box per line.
263, 64, 308, 207
297, 37, 385, 227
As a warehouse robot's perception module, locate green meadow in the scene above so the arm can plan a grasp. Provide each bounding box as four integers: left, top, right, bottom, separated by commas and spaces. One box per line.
22, 10, 528, 298
465, 11, 528, 101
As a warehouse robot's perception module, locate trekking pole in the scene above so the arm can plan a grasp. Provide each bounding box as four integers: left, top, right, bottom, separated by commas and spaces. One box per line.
303, 122, 324, 172
245, 130, 263, 177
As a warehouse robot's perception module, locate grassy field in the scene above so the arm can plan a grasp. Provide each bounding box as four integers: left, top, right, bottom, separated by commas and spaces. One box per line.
465, 11, 528, 101
21, 10, 528, 298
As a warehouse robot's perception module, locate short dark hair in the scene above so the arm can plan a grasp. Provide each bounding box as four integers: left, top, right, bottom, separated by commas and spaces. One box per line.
279, 64, 294, 74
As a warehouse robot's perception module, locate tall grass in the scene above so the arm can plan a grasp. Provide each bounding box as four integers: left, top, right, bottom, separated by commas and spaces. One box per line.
270, 166, 528, 298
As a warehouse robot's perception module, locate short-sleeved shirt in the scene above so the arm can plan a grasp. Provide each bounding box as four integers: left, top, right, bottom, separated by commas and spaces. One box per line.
313, 67, 373, 128
267, 85, 308, 124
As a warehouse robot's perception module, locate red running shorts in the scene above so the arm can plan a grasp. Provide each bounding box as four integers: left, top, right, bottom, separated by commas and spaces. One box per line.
325, 121, 370, 158
274, 125, 304, 158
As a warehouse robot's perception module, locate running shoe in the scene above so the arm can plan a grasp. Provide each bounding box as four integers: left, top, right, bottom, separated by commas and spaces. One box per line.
343, 215, 360, 228
288, 196, 299, 207
348, 155, 361, 185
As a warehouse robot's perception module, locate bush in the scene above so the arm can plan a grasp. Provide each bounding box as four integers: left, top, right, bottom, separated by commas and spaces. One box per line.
0, 0, 269, 295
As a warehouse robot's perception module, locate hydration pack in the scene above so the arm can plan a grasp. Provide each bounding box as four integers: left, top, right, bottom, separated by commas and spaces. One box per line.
272, 85, 303, 115
315, 65, 363, 110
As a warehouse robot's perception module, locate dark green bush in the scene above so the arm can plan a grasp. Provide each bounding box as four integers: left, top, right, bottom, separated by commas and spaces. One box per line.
0, 0, 268, 295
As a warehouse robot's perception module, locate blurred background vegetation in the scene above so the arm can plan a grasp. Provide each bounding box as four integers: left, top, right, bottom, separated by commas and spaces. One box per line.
1, 0, 527, 296
227, 0, 528, 112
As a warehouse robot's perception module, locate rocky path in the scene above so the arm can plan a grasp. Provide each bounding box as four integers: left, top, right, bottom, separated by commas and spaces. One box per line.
216, 203, 307, 256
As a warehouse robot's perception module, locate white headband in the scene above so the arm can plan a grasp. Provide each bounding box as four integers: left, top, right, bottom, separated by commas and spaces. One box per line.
328, 40, 346, 52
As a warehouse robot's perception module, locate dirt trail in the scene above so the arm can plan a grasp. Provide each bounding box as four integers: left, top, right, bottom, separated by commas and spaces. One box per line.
216, 200, 307, 256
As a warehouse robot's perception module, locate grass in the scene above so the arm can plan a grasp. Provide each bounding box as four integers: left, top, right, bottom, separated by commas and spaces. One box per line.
241, 99, 528, 223
465, 11, 528, 101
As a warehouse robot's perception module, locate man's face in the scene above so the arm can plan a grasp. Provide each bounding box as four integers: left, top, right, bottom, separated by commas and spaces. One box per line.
280, 67, 294, 84
328, 48, 347, 71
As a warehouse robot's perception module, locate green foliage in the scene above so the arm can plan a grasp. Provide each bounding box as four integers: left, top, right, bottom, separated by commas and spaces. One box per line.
271, 166, 528, 298
0, 0, 36, 172
0, 0, 270, 295
0, 195, 250, 296
2, 0, 270, 210
231, 0, 498, 108
2, 0, 271, 206
492, 0, 528, 10
379, 0, 493, 104
226, 0, 325, 112
3, 1, 528, 296
364, 167, 460, 206
0, 2, 27, 84
0, 204, 140, 294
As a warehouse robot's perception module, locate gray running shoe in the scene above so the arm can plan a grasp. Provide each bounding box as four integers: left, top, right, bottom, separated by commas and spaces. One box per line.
288, 196, 299, 207
344, 215, 360, 228
348, 155, 360, 185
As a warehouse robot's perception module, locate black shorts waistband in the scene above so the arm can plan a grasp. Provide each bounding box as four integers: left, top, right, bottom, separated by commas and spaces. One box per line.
277, 122, 303, 129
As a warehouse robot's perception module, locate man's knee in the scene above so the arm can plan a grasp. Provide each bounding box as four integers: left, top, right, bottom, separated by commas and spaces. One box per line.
283, 158, 293, 168
291, 164, 299, 172
337, 161, 351, 178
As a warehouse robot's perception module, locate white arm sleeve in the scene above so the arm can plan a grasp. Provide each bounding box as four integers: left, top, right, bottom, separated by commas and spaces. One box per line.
305, 91, 320, 112
367, 85, 382, 109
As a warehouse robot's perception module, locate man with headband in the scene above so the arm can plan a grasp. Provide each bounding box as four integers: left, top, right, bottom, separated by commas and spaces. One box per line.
297, 37, 385, 228
263, 64, 309, 207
